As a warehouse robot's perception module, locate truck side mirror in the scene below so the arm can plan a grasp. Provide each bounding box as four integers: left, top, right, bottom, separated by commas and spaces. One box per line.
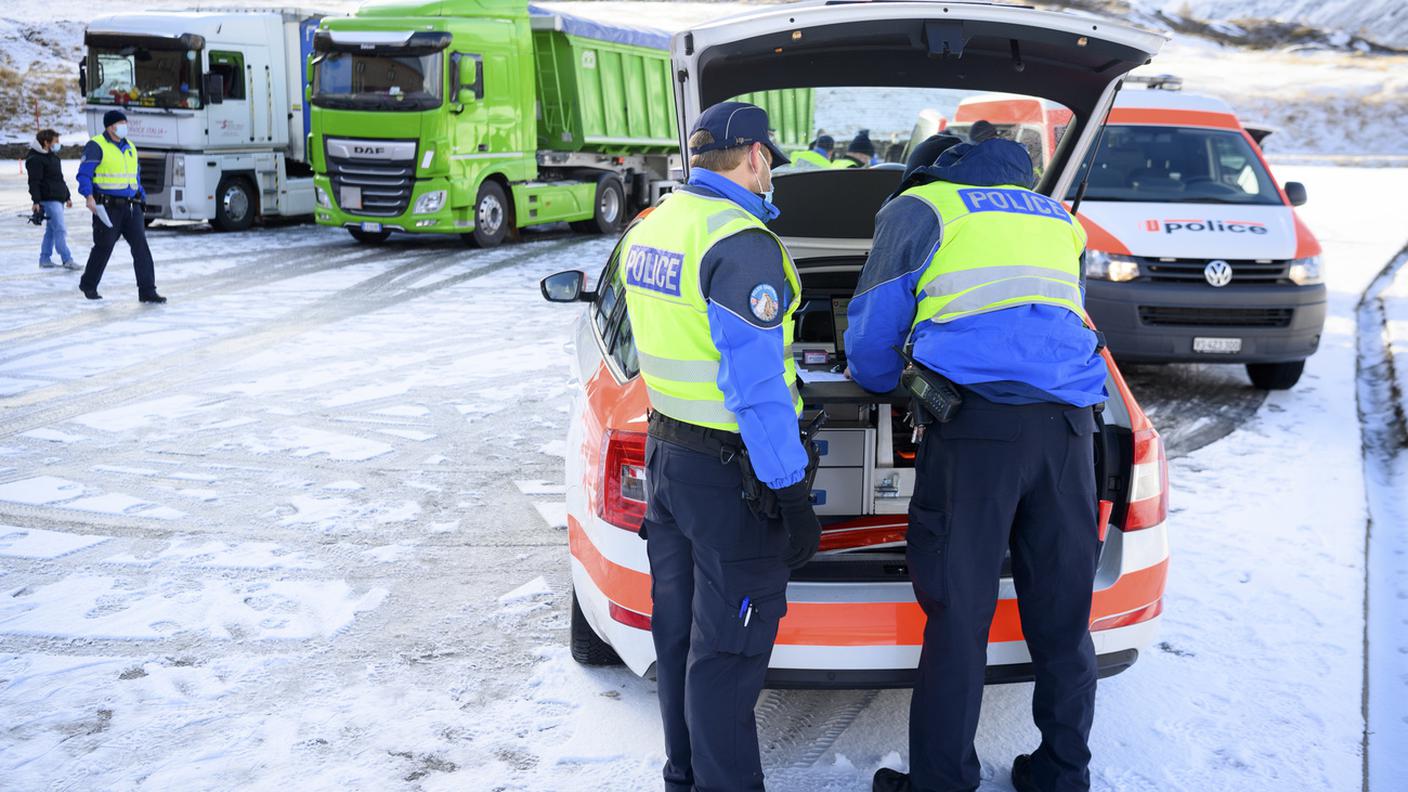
1283, 181, 1307, 207
457, 88, 477, 105
203, 73, 225, 105
78, 60, 87, 96
541, 270, 593, 303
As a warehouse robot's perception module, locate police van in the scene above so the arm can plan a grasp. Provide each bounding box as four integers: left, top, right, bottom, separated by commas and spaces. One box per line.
1069, 78, 1325, 389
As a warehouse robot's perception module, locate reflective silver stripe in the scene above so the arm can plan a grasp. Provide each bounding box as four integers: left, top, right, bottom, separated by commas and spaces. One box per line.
921, 265, 1078, 298
927, 277, 1081, 322
707, 208, 753, 234
646, 386, 737, 425
638, 350, 720, 383
789, 380, 801, 406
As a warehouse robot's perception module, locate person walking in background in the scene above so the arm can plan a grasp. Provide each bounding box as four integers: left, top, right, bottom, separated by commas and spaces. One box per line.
26, 128, 77, 271
76, 110, 165, 303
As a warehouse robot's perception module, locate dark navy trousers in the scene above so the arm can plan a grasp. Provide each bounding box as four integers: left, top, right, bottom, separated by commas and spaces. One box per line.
641, 436, 790, 792
906, 393, 1101, 792
80, 200, 156, 296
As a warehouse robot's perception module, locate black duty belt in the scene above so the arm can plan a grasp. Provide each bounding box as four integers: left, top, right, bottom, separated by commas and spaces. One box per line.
647, 411, 743, 462
96, 194, 140, 206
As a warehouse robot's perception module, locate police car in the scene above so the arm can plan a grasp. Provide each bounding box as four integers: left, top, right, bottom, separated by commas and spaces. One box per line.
542, 1, 1171, 687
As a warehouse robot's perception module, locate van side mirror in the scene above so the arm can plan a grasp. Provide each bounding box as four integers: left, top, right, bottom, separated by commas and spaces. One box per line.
203, 74, 225, 105
1283, 181, 1307, 207
541, 270, 593, 303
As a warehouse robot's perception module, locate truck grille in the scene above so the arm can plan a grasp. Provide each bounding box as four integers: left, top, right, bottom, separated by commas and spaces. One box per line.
326, 142, 416, 217
139, 155, 166, 196
1138, 257, 1290, 285
1138, 306, 1294, 328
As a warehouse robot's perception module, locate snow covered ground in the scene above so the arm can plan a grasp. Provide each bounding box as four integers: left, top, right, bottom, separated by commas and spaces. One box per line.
1, 148, 1405, 789
3, 1, 1407, 155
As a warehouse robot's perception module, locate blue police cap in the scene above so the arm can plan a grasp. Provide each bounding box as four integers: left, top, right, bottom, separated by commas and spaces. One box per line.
689, 101, 790, 166
103, 109, 127, 128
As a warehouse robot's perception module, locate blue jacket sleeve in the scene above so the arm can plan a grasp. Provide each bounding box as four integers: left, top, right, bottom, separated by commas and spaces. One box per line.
844, 196, 944, 393
76, 141, 102, 197
701, 230, 809, 490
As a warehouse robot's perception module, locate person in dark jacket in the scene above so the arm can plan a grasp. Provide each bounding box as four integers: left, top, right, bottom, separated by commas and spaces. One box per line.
26, 128, 77, 270
833, 129, 877, 168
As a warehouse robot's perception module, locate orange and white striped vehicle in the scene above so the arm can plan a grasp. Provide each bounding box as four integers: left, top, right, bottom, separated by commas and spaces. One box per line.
542, 0, 1171, 687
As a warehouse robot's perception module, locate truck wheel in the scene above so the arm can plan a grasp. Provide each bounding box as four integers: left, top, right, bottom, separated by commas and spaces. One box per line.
570, 589, 622, 666
468, 181, 510, 248
348, 227, 391, 244
212, 175, 257, 232
570, 176, 625, 235
1246, 360, 1305, 390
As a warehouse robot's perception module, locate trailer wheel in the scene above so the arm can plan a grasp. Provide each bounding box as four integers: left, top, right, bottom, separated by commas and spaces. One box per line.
1246, 360, 1305, 390
467, 180, 510, 248
348, 227, 391, 244
570, 176, 625, 235
570, 589, 622, 666
212, 175, 257, 232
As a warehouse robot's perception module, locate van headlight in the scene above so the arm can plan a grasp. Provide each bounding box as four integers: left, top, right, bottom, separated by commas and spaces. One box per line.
414, 190, 447, 215
172, 156, 186, 187
1086, 250, 1141, 283
1288, 255, 1322, 285
316, 185, 330, 207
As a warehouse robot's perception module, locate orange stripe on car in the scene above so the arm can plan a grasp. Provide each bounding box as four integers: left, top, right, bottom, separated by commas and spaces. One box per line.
1106, 108, 1240, 130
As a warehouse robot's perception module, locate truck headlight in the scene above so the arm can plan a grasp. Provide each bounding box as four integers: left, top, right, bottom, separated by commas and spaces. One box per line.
172, 156, 185, 187
414, 190, 446, 215
1086, 250, 1141, 283
1288, 255, 1322, 285
316, 185, 330, 208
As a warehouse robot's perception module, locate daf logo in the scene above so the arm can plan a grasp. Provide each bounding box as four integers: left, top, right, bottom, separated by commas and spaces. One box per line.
1204, 260, 1234, 288
353, 145, 386, 156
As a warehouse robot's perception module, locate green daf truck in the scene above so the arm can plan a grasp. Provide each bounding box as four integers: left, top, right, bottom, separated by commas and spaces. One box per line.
308, 0, 813, 246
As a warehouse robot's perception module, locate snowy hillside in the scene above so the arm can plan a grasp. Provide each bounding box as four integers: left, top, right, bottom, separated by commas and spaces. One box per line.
2, 0, 1406, 156
1131, 0, 1408, 51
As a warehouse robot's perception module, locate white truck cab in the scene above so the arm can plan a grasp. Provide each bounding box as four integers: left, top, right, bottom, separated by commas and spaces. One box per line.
81, 10, 323, 231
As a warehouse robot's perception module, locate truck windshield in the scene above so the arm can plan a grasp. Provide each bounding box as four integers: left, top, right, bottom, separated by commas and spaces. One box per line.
86, 45, 202, 109
312, 51, 443, 111
1067, 125, 1283, 205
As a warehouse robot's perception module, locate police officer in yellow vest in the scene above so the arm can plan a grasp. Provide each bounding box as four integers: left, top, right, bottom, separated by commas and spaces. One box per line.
77, 110, 165, 303
621, 101, 821, 792
789, 133, 834, 169
847, 137, 1107, 792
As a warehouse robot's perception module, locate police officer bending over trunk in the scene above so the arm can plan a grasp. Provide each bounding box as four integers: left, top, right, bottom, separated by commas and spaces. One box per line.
620, 101, 822, 792
77, 109, 165, 303
846, 135, 1107, 792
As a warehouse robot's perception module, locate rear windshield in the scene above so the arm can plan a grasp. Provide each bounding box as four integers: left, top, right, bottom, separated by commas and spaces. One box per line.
1066, 125, 1282, 205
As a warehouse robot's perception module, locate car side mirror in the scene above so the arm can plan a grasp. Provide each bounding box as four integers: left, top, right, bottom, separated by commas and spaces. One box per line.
1283, 181, 1307, 207
541, 270, 593, 303
203, 74, 225, 105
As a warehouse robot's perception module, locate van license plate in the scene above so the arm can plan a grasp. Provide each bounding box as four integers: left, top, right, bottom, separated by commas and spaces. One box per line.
1193, 337, 1242, 354
341, 186, 362, 209
360, 222, 382, 233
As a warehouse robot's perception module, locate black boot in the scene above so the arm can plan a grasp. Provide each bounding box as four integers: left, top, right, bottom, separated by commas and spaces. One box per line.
873, 767, 912, 791
80, 286, 101, 300
1011, 754, 1039, 792
139, 292, 167, 304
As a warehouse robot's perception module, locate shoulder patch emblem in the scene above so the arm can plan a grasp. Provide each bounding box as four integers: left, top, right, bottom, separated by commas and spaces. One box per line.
749, 284, 781, 322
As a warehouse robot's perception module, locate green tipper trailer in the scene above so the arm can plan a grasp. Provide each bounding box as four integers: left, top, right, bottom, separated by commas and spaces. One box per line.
308, 0, 812, 246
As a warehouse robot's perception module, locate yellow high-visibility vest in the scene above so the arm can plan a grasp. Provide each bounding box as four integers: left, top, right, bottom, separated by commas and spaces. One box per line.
91, 134, 140, 192
620, 190, 802, 431
902, 180, 1087, 326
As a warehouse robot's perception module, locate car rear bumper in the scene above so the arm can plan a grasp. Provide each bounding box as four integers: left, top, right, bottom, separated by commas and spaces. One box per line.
1086, 279, 1326, 364
765, 647, 1142, 689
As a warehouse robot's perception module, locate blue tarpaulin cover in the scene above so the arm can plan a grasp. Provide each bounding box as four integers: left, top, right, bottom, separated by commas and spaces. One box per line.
528, 4, 671, 50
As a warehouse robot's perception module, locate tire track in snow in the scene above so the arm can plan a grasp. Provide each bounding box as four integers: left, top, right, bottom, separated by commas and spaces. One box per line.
757, 689, 881, 771
0, 237, 591, 439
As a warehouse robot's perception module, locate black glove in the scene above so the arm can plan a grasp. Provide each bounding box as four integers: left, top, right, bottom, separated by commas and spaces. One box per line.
774, 481, 821, 570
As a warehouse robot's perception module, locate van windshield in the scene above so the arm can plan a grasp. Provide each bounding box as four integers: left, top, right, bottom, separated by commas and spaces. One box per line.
311, 51, 443, 111
1066, 125, 1282, 205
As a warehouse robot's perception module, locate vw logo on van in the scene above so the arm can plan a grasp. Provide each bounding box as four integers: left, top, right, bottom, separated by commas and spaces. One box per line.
1204, 260, 1234, 287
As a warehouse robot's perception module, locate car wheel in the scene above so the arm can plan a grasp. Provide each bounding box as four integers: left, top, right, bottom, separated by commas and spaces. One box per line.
570, 590, 622, 666
1246, 360, 1305, 390
348, 227, 391, 244
569, 176, 626, 235
468, 180, 510, 248
212, 175, 257, 232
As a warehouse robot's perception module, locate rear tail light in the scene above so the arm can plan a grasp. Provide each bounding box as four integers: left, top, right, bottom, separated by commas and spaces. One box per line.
598, 429, 647, 531
609, 601, 652, 630
1125, 427, 1168, 530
